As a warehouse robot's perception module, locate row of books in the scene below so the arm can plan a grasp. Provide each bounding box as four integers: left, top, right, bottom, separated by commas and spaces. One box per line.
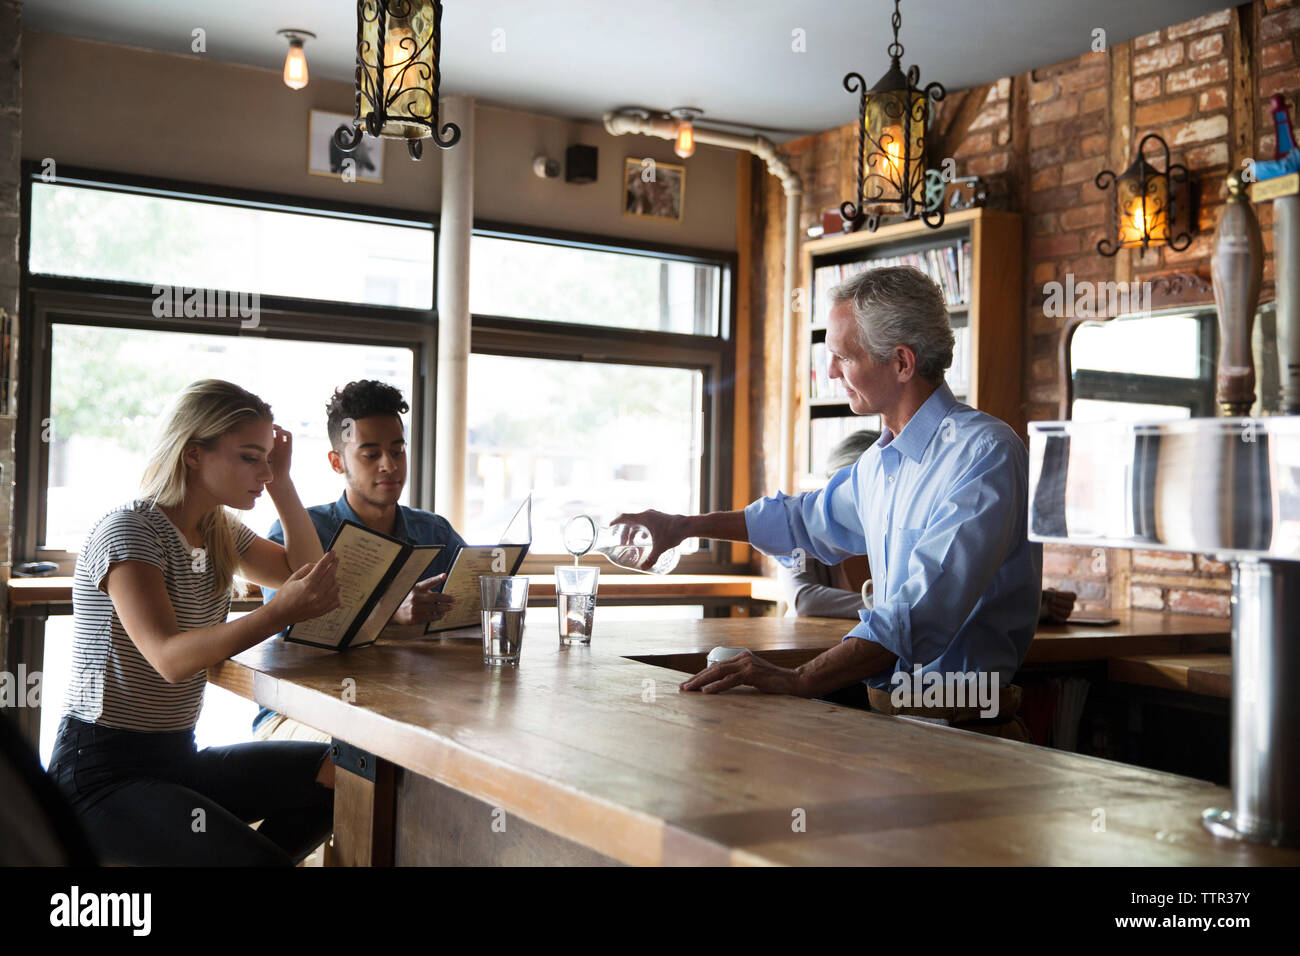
809, 415, 881, 474
809, 324, 971, 402
811, 240, 971, 326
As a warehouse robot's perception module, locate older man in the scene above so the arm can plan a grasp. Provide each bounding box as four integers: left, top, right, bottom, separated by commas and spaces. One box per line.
617, 266, 1042, 716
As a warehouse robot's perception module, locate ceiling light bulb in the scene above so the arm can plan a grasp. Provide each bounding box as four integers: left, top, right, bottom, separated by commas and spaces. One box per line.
674, 121, 695, 159
277, 30, 315, 91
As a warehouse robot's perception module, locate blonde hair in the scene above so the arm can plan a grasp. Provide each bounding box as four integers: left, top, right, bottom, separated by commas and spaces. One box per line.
140, 380, 272, 597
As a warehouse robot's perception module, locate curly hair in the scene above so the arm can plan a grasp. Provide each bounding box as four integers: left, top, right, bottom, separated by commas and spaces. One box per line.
326, 380, 410, 450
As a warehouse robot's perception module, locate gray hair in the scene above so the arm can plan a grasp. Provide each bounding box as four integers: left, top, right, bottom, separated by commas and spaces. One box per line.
826, 429, 881, 477
828, 266, 954, 384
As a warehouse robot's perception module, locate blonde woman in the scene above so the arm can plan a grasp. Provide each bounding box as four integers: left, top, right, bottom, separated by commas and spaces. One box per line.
45, 380, 341, 866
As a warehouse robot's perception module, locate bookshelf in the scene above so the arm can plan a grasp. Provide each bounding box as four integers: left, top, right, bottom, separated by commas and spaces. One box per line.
798, 207, 1023, 489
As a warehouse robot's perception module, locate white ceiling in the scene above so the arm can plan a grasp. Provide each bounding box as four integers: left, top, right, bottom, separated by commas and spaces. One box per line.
23, 0, 1229, 138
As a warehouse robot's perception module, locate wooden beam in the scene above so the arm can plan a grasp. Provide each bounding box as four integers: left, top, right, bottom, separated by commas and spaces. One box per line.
930, 82, 995, 164
1231, 2, 1258, 171
732, 153, 753, 567
330, 756, 395, 867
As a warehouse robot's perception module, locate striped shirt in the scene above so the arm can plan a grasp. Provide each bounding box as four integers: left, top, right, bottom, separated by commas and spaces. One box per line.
65, 499, 257, 732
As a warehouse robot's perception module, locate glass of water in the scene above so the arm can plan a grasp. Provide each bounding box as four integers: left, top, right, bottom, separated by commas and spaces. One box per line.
479, 575, 529, 666
555, 565, 599, 645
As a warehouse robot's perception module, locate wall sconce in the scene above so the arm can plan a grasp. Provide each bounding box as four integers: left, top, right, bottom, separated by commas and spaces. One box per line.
839, 0, 945, 232
672, 107, 702, 159
1095, 133, 1194, 256
334, 0, 459, 162
277, 29, 314, 90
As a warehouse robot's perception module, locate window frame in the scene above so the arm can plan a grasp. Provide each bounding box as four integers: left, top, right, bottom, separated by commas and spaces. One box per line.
16, 167, 740, 575
467, 221, 737, 573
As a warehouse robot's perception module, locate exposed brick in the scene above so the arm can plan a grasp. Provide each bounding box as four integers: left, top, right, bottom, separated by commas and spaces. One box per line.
1031, 355, 1056, 381
1261, 40, 1294, 71
1031, 142, 1071, 167
1133, 549, 1194, 572
1059, 202, 1108, 230
1261, 67, 1300, 99
1184, 141, 1229, 168
1134, 30, 1163, 50
1032, 261, 1058, 285
1167, 114, 1230, 145
1043, 547, 1084, 578
1032, 212, 1059, 235
1189, 33, 1225, 61
1130, 584, 1165, 610
1166, 61, 1229, 93
1059, 66, 1108, 94
1031, 166, 1061, 191
1031, 184, 1082, 211
953, 131, 995, 157
1197, 556, 1230, 575
1168, 589, 1231, 617
1134, 75, 1162, 101
1031, 232, 1082, 258
1136, 95, 1194, 127
1167, 10, 1232, 39
1080, 133, 1108, 157
970, 101, 1010, 129
1060, 157, 1100, 185
1029, 96, 1079, 125
1198, 86, 1229, 112
1134, 42, 1185, 76
1081, 87, 1108, 115
996, 125, 1010, 146
1030, 78, 1059, 103
1261, 5, 1300, 43
966, 152, 1009, 176
1265, 0, 1294, 11
1029, 123, 1060, 149
1057, 112, 1107, 140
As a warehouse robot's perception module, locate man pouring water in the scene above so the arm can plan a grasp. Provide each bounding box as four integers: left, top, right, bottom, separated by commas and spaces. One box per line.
615, 267, 1043, 730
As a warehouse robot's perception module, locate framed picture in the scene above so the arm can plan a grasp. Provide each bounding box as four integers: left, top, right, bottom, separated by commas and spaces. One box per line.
623, 157, 685, 222
308, 109, 384, 184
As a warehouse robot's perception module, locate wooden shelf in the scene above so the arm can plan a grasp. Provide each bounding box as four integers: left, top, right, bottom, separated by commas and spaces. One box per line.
799, 207, 1024, 475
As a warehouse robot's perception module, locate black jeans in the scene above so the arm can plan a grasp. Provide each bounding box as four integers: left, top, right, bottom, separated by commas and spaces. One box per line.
47, 715, 334, 866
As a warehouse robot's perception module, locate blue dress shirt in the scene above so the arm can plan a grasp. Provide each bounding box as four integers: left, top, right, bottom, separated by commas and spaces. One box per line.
745, 381, 1042, 691
252, 492, 466, 730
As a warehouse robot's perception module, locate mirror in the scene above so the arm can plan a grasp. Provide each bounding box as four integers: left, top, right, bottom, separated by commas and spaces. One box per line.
1065, 302, 1279, 421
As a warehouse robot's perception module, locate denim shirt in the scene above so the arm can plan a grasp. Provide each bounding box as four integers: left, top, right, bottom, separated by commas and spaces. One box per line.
252, 492, 466, 730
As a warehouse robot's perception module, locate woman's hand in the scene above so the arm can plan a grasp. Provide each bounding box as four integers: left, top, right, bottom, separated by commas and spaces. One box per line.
272, 552, 340, 625
267, 425, 294, 492
1041, 588, 1076, 624
678, 650, 805, 696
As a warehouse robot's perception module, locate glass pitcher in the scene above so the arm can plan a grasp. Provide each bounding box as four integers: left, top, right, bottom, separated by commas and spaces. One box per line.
562, 514, 696, 575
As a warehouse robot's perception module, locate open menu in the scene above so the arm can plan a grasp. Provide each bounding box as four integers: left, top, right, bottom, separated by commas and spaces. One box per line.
284, 520, 444, 650
425, 495, 532, 633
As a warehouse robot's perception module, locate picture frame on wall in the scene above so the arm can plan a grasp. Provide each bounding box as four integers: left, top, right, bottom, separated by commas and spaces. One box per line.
623, 157, 685, 222
308, 109, 384, 184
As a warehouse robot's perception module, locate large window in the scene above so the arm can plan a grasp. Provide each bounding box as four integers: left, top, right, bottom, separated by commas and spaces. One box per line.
466, 232, 731, 565
28, 179, 434, 309
45, 324, 414, 552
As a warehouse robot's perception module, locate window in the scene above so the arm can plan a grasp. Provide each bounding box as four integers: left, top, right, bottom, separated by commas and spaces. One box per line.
470, 233, 721, 335
45, 323, 414, 552
28, 179, 434, 309
467, 230, 732, 568
1069, 308, 1217, 419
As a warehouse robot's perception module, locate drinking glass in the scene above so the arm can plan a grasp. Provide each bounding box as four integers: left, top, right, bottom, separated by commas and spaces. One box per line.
555, 565, 599, 645
479, 575, 529, 665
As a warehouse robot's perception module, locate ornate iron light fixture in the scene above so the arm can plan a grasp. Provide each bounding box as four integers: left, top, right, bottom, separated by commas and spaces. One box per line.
840, 0, 945, 232
334, 0, 459, 162
1094, 133, 1193, 256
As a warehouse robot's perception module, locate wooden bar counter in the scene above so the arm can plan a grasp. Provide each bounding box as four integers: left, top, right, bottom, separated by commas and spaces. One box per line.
205, 614, 1293, 867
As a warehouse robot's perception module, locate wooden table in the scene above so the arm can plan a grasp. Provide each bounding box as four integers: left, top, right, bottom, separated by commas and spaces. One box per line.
205, 614, 1291, 866
1109, 653, 1233, 698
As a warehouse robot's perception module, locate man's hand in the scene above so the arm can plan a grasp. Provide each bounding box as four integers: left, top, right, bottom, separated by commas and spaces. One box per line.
391, 574, 455, 626
679, 650, 807, 696
610, 509, 687, 571
1041, 588, 1076, 624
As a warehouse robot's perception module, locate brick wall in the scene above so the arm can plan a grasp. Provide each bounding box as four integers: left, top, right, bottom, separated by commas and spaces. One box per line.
0, 0, 19, 651
747, 1, 1299, 617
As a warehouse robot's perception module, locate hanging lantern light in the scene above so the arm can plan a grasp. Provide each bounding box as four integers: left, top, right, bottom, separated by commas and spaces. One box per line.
1095, 133, 1194, 256
334, 0, 459, 162
840, 0, 945, 232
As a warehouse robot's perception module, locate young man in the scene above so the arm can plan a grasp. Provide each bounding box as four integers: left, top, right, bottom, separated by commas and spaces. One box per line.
253, 380, 466, 742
